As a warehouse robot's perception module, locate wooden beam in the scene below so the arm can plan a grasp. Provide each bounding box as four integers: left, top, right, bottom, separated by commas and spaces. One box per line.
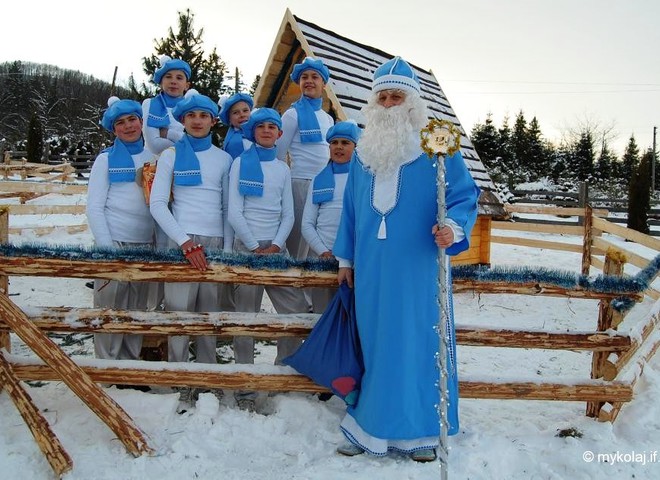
0, 256, 643, 300
592, 237, 656, 271
0, 180, 87, 195
8, 224, 87, 236
490, 235, 583, 253
505, 203, 608, 217
0, 294, 152, 457
0, 208, 8, 352
0, 307, 633, 352
0, 351, 73, 476
2, 205, 86, 215
7, 359, 633, 403
492, 221, 584, 236
592, 216, 660, 250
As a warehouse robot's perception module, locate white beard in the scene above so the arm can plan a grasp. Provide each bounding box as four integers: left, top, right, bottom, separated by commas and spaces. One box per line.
357, 93, 429, 175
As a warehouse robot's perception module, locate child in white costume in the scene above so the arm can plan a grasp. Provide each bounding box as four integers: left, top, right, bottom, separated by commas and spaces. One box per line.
228, 108, 308, 411
219, 92, 253, 159
86, 97, 155, 362
141, 56, 191, 155
276, 57, 334, 262
301, 120, 359, 313
150, 90, 233, 367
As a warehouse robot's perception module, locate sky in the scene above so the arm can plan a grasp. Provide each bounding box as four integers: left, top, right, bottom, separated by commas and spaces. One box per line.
2, 0, 659, 155
2, 188, 660, 479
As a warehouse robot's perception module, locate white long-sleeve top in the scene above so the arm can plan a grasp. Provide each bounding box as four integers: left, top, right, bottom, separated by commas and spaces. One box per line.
86, 149, 155, 247
301, 170, 348, 255
141, 97, 185, 155
149, 145, 233, 247
228, 156, 294, 251
276, 107, 333, 180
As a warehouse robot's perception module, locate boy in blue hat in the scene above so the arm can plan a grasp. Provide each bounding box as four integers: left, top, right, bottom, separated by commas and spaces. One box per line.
276, 57, 335, 266
86, 97, 155, 368
142, 55, 192, 155
301, 120, 359, 313
219, 92, 254, 159
149, 90, 234, 401
228, 108, 308, 412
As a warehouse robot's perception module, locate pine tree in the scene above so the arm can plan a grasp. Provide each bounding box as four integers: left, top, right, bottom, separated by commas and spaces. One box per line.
249, 75, 261, 96
26, 112, 44, 163
527, 117, 551, 180
594, 141, 616, 185
627, 150, 652, 234
621, 135, 640, 185
571, 131, 595, 181
142, 9, 228, 99
470, 113, 499, 169
511, 111, 529, 179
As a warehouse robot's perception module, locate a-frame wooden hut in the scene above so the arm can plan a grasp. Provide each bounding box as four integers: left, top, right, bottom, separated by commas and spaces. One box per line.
254, 9, 505, 265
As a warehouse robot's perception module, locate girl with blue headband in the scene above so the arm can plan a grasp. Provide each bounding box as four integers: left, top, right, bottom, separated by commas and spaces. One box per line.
86, 97, 155, 369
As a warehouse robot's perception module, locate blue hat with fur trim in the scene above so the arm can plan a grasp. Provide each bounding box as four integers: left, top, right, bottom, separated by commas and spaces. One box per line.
290, 57, 330, 84
100, 96, 143, 132
372, 56, 420, 95
172, 89, 219, 122
153, 55, 192, 84
326, 120, 361, 144
242, 108, 282, 142
218, 93, 254, 125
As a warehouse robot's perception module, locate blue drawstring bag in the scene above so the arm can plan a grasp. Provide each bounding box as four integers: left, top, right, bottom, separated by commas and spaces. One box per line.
282, 283, 363, 405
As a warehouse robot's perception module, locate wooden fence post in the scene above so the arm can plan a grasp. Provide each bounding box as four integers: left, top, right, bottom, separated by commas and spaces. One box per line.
577, 181, 589, 226
586, 248, 626, 418
0, 206, 9, 352
581, 205, 593, 275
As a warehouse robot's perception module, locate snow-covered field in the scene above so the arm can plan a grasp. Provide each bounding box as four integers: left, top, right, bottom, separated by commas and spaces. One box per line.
1, 189, 660, 480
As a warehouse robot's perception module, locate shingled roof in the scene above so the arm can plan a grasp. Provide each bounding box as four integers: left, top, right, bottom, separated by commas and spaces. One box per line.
254, 9, 505, 217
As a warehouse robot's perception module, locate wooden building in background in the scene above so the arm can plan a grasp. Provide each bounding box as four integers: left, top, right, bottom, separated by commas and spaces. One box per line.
254, 9, 505, 265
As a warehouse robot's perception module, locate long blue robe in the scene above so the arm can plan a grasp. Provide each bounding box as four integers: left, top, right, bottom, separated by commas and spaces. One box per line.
333, 148, 480, 454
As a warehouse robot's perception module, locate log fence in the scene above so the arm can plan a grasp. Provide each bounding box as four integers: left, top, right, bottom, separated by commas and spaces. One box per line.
1, 202, 660, 475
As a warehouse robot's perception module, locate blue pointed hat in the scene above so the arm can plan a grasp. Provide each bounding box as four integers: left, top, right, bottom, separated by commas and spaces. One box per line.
100, 97, 143, 132
218, 93, 254, 125
326, 120, 361, 144
172, 89, 219, 122
153, 55, 192, 84
241, 108, 282, 142
372, 56, 420, 95
290, 57, 330, 84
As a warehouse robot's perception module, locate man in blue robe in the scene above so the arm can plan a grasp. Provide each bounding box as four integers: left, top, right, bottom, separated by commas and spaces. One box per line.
333, 57, 480, 462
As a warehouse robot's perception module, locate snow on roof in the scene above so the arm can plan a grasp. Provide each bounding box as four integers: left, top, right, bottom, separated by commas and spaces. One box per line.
254, 9, 505, 216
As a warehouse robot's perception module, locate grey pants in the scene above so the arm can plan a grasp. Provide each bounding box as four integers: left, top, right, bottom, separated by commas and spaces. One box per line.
232, 239, 308, 364
286, 178, 311, 261
93, 241, 151, 360
164, 235, 233, 363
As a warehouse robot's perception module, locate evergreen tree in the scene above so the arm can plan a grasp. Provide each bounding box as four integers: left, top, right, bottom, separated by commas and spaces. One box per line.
594, 141, 616, 185
142, 8, 228, 99
470, 112, 499, 169
496, 115, 514, 171
627, 150, 652, 234
571, 131, 595, 181
511, 110, 529, 179
621, 135, 640, 184
526, 116, 551, 180
26, 112, 44, 163
249, 75, 261, 96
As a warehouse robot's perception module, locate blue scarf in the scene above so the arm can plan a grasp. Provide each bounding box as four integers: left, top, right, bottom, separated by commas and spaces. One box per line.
292, 96, 323, 143
173, 134, 211, 186
107, 138, 143, 183
223, 126, 247, 159
238, 144, 277, 197
147, 92, 182, 128
312, 160, 350, 204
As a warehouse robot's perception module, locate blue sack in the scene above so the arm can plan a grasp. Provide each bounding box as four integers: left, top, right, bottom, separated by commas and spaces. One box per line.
282, 283, 363, 405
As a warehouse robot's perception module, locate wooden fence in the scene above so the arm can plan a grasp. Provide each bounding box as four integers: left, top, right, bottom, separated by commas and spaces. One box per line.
1, 205, 660, 475
3, 149, 94, 176
510, 182, 660, 234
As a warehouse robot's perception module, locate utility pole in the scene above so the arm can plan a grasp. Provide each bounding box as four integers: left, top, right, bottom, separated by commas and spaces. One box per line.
653, 126, 657, 192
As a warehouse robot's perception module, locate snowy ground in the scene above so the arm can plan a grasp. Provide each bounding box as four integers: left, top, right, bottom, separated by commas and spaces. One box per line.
1, 192, 660, 480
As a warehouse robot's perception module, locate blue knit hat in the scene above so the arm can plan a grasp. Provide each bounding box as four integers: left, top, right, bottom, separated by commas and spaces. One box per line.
172, 89, 219, 122
290, 57, 330, 84
100, 97, 143, 132
326, 120, 361, 144
218, 93, 254, 125
153, 55, 192, 84
242, 108, 282, 142
372, 56, 420, 95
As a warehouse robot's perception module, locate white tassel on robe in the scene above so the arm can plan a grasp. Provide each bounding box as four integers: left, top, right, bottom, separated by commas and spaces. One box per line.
378, 215, 386, 239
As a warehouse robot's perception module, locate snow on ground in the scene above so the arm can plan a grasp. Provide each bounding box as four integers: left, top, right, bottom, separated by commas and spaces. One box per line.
1, 192, 660, 480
